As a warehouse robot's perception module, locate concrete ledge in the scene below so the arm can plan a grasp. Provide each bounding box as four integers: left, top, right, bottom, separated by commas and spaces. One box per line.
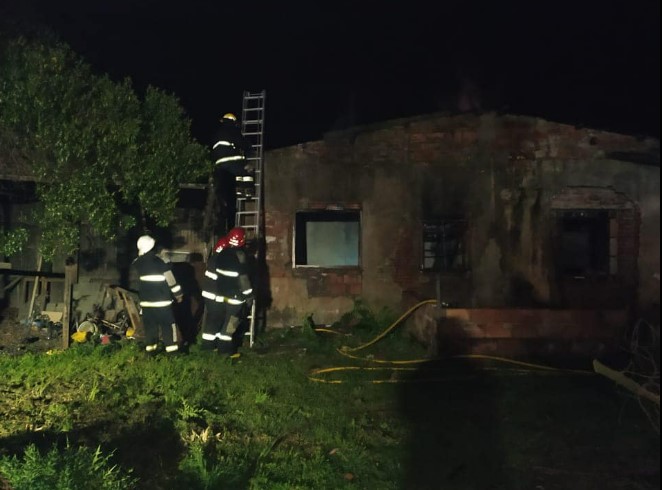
409, 305, 629, 358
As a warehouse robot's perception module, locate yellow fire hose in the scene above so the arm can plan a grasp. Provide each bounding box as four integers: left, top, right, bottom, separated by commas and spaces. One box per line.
308, 300, 595, 384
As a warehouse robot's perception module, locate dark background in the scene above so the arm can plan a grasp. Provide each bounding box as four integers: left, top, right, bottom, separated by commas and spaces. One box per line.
2, 0, 660, 149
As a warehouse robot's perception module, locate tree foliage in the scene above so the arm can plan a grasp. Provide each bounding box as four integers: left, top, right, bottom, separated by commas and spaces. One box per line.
0, 36, 210, 260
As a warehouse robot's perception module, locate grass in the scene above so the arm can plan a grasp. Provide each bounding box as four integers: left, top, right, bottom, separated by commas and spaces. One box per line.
0, 442, 138, 490
0, 305, 659, 489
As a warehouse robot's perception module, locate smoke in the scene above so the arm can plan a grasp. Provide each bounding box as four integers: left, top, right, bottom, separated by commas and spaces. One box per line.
456, 75, 482, 113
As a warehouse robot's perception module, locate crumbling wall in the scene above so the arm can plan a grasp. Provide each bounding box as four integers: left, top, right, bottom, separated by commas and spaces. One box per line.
408, 303, 629, 359
262, 113, 659, 328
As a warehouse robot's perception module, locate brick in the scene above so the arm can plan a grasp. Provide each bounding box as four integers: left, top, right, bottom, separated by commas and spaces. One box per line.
482, 322, 513, 338
445, 308, 470, 321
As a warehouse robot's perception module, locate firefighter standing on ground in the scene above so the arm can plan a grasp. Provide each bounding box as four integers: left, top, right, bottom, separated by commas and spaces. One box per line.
211, 113, 255, 198
200, 235, 229, 351
132, 235, 183, 355
200, 227, 253, 355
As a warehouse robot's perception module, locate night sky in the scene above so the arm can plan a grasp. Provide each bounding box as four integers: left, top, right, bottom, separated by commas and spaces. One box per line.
2, 0, 660, 149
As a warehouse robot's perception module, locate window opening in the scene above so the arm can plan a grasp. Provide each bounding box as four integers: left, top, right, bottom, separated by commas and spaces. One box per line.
558, 209, 610, 278
294, 210, 360, 267
422, 219, 468, 272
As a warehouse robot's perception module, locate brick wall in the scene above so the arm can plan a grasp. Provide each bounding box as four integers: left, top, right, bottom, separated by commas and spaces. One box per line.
262, 112, 659, 329
409, 303, 629, 359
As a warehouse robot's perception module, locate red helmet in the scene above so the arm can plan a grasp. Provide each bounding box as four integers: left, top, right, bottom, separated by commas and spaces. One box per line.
214, 236, 229, 253
226, 227, 246, 248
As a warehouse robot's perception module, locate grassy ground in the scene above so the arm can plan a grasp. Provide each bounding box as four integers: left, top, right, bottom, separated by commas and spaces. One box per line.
0, 313, 659, 489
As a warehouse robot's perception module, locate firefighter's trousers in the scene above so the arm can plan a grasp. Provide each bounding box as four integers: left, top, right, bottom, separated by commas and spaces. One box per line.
201, 299, 244, 354
142, 305, 179, 353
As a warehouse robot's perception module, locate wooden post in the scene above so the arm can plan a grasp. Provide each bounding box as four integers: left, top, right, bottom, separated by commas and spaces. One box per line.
202, 174, 217, 258
593, 359, 660, 405
27, 255, 43, 321
62, 261, 78, 349
114, 286, 144, 340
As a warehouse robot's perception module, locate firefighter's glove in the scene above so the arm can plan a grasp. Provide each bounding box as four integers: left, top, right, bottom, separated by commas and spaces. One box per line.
175, 294, 184, 303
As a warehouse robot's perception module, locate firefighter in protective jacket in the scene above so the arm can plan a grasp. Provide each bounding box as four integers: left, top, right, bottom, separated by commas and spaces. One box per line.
132, 235, 183, 354
200, 227, 253, 354
211, 113, 255, 198
200, 235, 228, 350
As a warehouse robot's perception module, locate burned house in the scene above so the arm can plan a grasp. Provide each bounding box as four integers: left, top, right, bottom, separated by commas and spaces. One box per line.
2, 111, 660, 356
261, 112, 660, 356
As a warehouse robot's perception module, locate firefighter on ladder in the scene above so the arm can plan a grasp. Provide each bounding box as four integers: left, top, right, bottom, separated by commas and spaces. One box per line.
211, 113, 255, 198
200, 227, 253, 355
132, 235, 184, 355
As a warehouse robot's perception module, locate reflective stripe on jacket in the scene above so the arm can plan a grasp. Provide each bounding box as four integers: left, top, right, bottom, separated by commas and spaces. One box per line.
132, 250, 181, 307
201, 247, 252, 303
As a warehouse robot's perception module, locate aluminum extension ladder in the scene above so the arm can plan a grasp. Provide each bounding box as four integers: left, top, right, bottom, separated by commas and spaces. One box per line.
235, 90, 266, 347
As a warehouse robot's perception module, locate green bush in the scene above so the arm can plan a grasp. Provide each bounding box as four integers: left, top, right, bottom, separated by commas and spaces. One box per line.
0, 443, 138, 490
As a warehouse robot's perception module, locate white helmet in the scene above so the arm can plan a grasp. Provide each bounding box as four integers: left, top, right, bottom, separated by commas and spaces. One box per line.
137, 235, 155, 255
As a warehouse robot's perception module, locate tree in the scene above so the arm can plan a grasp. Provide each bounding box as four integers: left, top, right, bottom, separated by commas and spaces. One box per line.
0, 36, 210, 261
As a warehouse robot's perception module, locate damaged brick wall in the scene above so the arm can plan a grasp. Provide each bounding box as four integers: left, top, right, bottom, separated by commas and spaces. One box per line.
262, 112, 659, 328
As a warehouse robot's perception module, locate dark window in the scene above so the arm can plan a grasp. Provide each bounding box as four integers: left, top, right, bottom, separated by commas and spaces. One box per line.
558, 210, 610, 278
422, 219, 468, 272
294, 210, 360, 267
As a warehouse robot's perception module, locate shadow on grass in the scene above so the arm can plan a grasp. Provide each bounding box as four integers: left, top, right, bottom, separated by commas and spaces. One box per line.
0, 417, 184, 490
398, 312, 661, 490
398, 357, 507, 490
